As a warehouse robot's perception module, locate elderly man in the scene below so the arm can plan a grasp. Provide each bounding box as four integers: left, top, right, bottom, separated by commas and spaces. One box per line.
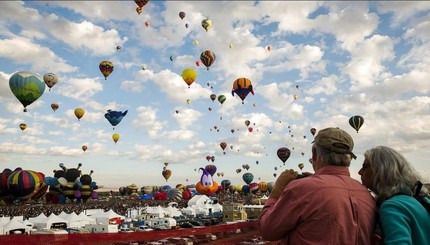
260, 127, 376, 244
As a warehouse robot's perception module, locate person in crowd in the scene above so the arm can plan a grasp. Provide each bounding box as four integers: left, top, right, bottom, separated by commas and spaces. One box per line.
359, 146, 430, 244
259, 127, 377, 244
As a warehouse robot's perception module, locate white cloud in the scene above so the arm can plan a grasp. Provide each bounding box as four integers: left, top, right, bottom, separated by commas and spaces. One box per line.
344, 35, 395, 89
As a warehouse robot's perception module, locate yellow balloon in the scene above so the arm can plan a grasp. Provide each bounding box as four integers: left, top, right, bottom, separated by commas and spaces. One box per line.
202, 19, 212, 32
186, 99, 191, 104
193, 40, 199, 45
74, 108, 85, 121
229, 44, 233, 48
112, 133, 120, 144
181, 68, 197, 88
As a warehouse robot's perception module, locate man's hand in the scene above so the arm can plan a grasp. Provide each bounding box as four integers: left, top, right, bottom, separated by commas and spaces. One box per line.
269, 169, 297, 200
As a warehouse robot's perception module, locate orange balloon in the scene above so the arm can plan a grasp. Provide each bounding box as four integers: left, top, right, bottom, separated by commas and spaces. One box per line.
145, 21, 150, 27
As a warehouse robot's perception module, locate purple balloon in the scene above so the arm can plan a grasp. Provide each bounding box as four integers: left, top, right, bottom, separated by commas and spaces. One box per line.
91, 191, 98, 199
74, 190, 81, 198
205, 164, 217, 176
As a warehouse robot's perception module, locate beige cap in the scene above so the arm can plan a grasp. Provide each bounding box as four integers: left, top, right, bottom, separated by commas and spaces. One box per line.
313, 127, 357, 159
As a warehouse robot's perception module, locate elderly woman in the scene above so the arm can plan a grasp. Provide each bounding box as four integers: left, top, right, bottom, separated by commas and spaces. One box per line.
359, 146, 430, 245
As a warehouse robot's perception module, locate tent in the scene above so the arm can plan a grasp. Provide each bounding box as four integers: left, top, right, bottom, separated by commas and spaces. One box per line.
32, 214, 68, 230
89, 209, 125, 225
2, 218, 28, 235
163, 206, 182, 217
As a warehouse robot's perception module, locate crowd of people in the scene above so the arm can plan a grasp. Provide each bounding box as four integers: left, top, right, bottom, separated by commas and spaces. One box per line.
0, 189, 258, 219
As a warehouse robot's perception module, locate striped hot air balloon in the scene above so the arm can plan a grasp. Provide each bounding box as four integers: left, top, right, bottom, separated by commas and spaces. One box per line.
258, 182, 269, 193
200, 50, 216, 70
349, 115, 364, 133
7, 170, 45, 200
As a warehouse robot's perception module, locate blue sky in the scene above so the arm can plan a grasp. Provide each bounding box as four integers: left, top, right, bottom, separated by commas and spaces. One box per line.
1, 1, 429, 189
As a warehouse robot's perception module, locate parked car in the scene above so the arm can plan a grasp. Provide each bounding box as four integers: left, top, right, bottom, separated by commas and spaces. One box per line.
137, 225, 154, 232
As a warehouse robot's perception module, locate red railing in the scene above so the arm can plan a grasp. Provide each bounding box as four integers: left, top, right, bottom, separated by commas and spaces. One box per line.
0, 221, 261, 245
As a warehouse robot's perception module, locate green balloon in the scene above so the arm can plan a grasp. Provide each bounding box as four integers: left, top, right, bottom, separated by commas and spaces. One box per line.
217, 95, 226, 105
9, 71, 46, 112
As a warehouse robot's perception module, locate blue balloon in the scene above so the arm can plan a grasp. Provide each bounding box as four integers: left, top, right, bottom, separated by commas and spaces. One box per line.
242, 184, 250, 194
140, 194, 153, 200
44, 176, 59, 186
162, 185, 171, 192
104, 109, 128, 129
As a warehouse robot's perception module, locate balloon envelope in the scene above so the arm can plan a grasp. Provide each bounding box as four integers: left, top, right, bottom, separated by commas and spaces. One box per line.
242, 172, 254, 185
277, 147, 291, 163
74, 108, 85, 120
200, 50, 216, 70
9, 71, 46, 112
104, 110, 128, 128
349, 115, 364, 133
99, 61, 114, 80
43, 73, 58, 90
181, 68, 197, 88
232, 78, 254, 104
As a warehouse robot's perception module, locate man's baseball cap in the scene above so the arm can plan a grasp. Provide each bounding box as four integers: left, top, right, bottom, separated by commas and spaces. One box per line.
312, 127, 357, 159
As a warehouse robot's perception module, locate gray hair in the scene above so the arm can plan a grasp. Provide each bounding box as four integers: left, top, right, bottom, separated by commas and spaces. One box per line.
364, 145, 428, 202
314, 144, 352, 167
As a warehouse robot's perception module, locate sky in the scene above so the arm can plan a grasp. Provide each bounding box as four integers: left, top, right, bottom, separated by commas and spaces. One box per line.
1, 1, 430, 190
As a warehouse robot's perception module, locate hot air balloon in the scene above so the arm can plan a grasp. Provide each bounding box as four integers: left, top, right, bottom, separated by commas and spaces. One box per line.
210, 94, 216, 102
116, 46, 121, 51
185, 23, 189, 28
164, 162, 169, 167
99, 61, 114, 80
205, 156, 211, 162
19, 123, 27, 131
220, 142, 227, 153
145, 21, 150, 27
196, 61, 200, 67
211, 156, 215, 162
9, 71, 46, 112
43, 73, 58, 91
142, 64, 147, 70
349, 115, 364, 133
74, 108, 85, 121
298, 163, 304, 171
245, 120, 251, 127
228, 185, 236, 194
186, 99, 191, 104
258, 182, 268, 193
277, 147, 291, 163
179, 11, 186, 20
201, 18, 212, 32
205, 164, 217, 176
193, 40, 199, 45
267, 45, 272, 51
232, 78, 254, 104
162, 169, 171, 182
112, 133, 120, 144
196, 168, 218, 195
7, 169, 45, 201
242, 173, 254, 185
293, 94, 299, 100
200, 50, 216, 70
310, 128, 317, 136
167, 188, 182, 202
248, 127, 253, 133
221, 179, 231, 190
181, 68, 197, 88
170, 55, 174, 61
51, 103, 59, 112
249, 182, 259, 194
229, 44, 233, 48
104, 110, 128, 130
217, 95, 226, 105
82, 145, 88, 152
134, 0, 148, 14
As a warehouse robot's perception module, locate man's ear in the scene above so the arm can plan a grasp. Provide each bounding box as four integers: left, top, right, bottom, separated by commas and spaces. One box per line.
312, 147, 317, 162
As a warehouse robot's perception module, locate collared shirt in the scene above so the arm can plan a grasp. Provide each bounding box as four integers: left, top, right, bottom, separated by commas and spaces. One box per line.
259, 166, 377, 245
